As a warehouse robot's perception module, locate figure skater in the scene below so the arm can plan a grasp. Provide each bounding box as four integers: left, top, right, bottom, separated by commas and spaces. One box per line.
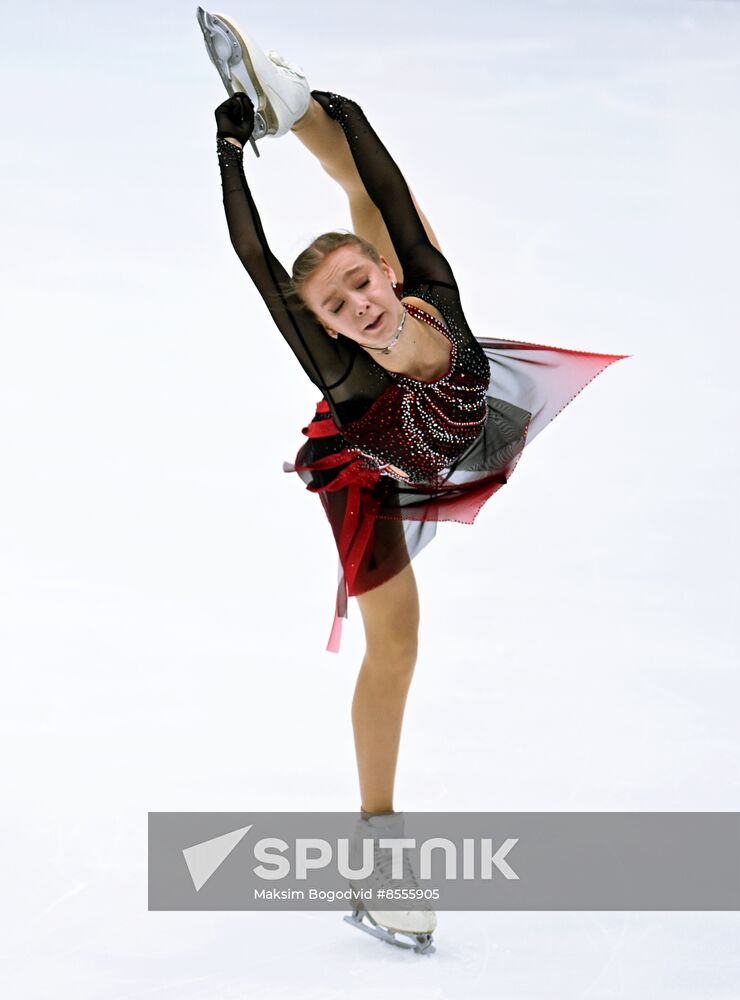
196, 7, 629, 953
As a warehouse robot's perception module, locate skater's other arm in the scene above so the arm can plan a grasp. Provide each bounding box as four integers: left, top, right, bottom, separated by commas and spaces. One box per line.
310, 90, 458, 294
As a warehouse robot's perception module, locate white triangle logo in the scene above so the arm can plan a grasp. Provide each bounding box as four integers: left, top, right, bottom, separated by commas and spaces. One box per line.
182, 824, 253, 891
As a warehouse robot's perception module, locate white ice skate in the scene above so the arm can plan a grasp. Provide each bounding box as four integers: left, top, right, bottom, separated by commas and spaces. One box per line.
344, 812, 437, 955
196, 7, 311, 157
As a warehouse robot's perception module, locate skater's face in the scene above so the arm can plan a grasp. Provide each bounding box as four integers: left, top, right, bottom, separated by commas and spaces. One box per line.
301, 245, 402, 347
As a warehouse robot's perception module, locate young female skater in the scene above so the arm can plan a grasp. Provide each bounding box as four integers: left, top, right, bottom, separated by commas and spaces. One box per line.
197, 8, 628, 953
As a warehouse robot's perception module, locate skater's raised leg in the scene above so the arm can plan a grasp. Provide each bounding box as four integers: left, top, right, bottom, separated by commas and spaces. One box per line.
197, 7, 443, 277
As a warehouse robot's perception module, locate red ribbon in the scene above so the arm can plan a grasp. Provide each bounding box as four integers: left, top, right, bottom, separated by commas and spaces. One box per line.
292, 400, 383, 653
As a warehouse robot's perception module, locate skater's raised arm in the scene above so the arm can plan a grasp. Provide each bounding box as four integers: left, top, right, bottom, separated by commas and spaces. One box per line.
310, 90, 459, 294
213, 94, 393, 426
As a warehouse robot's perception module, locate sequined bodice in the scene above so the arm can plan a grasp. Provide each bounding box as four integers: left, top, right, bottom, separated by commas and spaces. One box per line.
339, 299, 491, 483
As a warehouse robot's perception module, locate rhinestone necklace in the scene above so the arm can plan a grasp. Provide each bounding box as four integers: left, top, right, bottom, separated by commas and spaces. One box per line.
362, 306, 408, 355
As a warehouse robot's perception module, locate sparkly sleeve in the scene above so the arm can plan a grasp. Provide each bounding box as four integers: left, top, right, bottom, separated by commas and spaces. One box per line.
310, 90, 460, 295
216, 136, 392, 426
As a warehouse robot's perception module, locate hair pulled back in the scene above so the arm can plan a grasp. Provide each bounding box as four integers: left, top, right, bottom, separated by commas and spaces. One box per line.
283, 230, 382, 318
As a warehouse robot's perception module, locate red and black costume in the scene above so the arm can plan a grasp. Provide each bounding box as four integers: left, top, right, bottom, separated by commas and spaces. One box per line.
216, 90, 629, 652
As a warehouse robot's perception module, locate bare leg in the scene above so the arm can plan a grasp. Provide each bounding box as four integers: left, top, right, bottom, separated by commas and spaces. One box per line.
353, 561, 420, 814
290, 98, 443, 281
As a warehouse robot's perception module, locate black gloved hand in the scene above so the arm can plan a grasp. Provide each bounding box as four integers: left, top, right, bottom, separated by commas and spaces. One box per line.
215, 93, 255, 145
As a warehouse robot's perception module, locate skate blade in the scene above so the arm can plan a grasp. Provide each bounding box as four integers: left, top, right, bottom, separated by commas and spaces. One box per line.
196, 10, 275, 124
195, 6, 264, 156
344, 909, 435, 955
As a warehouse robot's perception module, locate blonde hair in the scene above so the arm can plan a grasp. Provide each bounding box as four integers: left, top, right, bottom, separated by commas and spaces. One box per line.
283, 230, 383, 318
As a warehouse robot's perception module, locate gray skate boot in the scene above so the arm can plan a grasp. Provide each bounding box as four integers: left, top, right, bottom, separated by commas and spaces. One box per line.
344, 811, 437, 955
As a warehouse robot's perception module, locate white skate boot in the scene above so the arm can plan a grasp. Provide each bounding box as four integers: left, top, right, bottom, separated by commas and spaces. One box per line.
344, 811, 437, 955
196, 7, 311, 157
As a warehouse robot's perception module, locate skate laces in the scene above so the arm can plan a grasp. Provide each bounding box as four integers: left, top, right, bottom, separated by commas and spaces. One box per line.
266, 50, 306, 79
373, 843, 422, 890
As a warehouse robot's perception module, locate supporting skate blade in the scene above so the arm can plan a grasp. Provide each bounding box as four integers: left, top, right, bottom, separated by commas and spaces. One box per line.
344, 909, 436, 955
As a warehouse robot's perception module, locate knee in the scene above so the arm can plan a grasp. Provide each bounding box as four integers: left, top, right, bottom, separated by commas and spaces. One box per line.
364, 635, 418, 682
357, 561, 420, 677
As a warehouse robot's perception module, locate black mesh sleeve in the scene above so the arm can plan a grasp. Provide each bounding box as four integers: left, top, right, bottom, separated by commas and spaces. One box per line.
216, 136, 391, 426
310, 91, 461, 296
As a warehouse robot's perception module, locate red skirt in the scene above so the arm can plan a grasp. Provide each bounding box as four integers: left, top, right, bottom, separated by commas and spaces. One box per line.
284, 336, 629, 653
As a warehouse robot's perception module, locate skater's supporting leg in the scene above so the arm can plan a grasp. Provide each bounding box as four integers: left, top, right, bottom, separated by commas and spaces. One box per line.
353, 561, 420, 814
291, 97, 443, 282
